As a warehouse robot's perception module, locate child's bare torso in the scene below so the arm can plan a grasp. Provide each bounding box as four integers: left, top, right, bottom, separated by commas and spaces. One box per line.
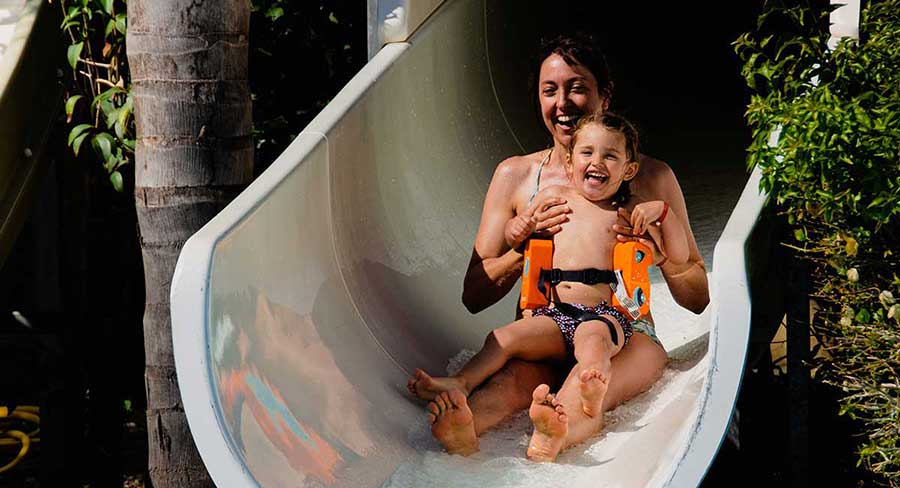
533, 185, 633, 306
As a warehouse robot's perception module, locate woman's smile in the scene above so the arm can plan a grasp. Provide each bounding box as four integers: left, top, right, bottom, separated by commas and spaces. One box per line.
539, 54, 605, 147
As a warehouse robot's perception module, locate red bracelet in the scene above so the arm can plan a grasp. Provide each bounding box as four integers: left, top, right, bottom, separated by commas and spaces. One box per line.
655, 202, 669, 226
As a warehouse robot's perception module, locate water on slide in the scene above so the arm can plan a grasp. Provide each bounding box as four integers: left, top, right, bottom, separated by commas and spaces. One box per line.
171, 1, 760, 486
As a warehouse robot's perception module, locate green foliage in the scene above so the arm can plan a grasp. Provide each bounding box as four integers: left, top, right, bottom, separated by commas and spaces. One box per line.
56, 0, 132, 192
248, 0, 366, 173
737, 1, 900, 483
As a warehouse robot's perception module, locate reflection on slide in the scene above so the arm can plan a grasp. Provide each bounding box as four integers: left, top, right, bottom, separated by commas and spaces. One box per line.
213, 292, 378, 486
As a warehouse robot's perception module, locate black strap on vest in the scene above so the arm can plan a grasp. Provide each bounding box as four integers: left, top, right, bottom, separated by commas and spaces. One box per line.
537, 268, 617, 299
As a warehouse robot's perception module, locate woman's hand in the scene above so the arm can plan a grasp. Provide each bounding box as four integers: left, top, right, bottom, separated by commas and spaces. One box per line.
628, 200, 667, 236
505, 194, 570, 248
614, 207, 667, 265
528, 193, 570, 236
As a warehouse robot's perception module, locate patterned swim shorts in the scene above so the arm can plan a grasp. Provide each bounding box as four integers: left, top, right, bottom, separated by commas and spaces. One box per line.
532, 301, 633, 354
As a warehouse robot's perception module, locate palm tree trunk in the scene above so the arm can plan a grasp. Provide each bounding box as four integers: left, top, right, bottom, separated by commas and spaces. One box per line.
127, 1, 253, 486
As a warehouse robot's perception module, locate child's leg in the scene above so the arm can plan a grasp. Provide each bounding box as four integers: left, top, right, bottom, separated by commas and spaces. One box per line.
527, 315, 624, 461
408, 316, 566, 400
567, 316, 625, 418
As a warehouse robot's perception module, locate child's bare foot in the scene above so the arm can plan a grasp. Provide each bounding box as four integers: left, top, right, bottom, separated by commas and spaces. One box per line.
527, 384, 568, 462
578, 368, 610, 418
428, 389, 479, 456
408, 369, 467, 400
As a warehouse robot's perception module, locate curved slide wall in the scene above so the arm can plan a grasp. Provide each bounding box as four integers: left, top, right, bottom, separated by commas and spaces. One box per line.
171, 0, 770, 486
0, 0, 59, 265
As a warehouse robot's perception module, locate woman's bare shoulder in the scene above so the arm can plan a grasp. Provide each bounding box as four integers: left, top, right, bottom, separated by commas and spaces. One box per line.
637, 153, 675, 179
494, 151, 545, 179
635, 153, 679, 196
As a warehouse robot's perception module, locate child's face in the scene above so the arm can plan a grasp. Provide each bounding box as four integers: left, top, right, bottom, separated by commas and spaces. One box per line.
568, 124, 638, 202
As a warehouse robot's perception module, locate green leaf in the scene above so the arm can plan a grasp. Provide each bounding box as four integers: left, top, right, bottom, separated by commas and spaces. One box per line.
105, 18, 115, 37
67, 42, 84, 70
95, 0, 113, 15
265, 6, 283, 21
328, 12, 338, 24
116, 103, 131, 138
65, 95, 84, 117
68, 123, 93, 146
92, 132, 114, 165
72, 133, 89, 156
115, 13, 126, 35
61, 19, 81, 31
794, 228, 807, 242
867, 195, 886, 209
91, 87, 126, 113
104, 105, 119, 129
110, 170, 124, 192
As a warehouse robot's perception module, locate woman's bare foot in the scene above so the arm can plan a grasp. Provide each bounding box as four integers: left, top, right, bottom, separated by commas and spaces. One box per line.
408, 369, 467, 400
578, 369, 610, 418
527, 384, 568, 462
428, 389, 479, 456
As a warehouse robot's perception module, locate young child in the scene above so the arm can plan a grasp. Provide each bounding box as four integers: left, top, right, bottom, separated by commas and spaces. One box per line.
408, 112, 689, 418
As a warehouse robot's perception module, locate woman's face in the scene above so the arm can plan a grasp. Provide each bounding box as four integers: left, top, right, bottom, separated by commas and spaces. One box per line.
538, 53, 608, 147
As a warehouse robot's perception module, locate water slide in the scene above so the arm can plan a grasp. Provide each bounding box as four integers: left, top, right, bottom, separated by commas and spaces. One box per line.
168, 0, 860, 486
0, 0, 58, 266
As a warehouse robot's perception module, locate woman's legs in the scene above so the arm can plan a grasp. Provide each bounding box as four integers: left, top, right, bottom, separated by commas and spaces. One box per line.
428, 359, 560, 455
429, 330, 666, 456
409, 316, 566, 399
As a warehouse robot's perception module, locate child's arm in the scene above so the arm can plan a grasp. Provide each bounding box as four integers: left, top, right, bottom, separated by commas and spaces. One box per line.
630, 200, 689, 265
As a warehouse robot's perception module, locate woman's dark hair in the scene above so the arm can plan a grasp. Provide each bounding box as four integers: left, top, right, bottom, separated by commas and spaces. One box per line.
538, 33, 614, 100
567, 111, 639, 206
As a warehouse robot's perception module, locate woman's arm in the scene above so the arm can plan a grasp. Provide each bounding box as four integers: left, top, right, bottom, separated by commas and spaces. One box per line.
462, 158, 568, 313
653, 163, 709, 313
620, 158, 710, 314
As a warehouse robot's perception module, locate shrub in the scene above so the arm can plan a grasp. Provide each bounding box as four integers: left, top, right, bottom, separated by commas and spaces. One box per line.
736, 1, 900, 483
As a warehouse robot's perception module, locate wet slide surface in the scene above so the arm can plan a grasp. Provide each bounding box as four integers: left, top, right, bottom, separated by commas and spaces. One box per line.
171, 1, 765, 486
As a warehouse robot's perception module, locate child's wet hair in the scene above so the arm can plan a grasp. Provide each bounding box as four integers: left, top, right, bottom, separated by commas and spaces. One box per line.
567, 112, 639, 161
567, 112, 640, 206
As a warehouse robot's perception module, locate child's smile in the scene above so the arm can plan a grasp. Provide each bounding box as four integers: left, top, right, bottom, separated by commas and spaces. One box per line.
569, 125, 636, 203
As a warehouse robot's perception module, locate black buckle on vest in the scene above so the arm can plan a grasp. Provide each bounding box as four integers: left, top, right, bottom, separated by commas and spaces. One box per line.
579, 269, 616, 285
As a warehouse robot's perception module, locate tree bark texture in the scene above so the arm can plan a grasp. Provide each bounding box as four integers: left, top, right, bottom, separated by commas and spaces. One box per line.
127, 1, 253, 486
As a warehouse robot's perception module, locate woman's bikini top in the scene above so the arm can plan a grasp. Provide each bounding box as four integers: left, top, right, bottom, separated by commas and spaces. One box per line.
527, 149, 553, 206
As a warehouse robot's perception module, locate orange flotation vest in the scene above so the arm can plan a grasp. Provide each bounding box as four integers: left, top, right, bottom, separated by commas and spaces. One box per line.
519, 239, 653, 320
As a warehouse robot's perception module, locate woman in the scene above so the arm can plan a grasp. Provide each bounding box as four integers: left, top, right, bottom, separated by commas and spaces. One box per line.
426, 34, 710, 461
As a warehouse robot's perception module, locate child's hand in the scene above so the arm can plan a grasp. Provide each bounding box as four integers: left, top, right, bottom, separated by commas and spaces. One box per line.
629, 200, 667, 236
615, 209, 667, 265
505, 214, 537, 250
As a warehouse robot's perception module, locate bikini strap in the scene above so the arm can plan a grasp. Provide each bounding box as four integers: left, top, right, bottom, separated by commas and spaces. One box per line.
527, 149, 553, 206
